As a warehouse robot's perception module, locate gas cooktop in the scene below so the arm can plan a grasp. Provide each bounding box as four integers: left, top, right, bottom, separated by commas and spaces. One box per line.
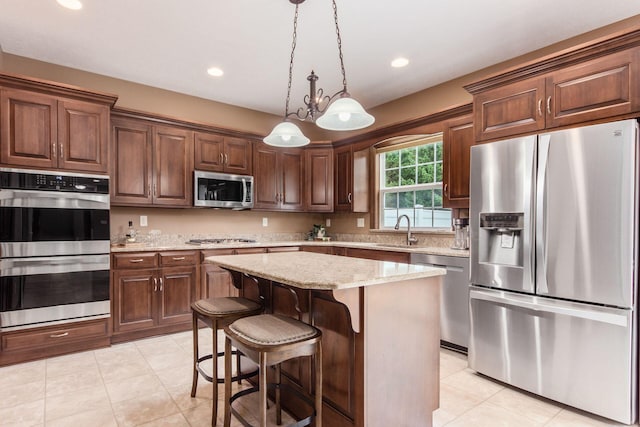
185, 238, 257, 245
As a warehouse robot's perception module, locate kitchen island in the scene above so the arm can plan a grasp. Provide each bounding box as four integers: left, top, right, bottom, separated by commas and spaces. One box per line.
206, 251, 445, 427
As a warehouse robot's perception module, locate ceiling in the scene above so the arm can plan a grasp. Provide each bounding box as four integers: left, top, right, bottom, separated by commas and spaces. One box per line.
1, 1, 640, 117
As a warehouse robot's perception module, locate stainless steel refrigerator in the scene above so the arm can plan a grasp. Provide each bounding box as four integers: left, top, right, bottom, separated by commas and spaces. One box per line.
469, 119, 638, 424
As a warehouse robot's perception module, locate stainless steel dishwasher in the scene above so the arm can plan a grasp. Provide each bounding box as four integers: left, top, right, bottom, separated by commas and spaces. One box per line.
411, 253, 470, 352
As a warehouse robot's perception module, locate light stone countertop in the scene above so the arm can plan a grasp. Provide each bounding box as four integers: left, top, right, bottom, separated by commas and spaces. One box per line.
205, 251, 446, 290
111, 239, 469, 258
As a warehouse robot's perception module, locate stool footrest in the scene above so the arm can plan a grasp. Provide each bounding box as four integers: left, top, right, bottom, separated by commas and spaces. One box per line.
196, 350, 258, 384
229, 382, 315, 427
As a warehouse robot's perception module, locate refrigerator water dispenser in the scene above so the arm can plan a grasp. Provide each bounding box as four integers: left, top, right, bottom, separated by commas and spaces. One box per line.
478, 212, 524, 267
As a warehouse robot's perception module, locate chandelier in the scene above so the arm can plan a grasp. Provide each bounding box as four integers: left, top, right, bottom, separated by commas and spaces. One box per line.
263, 0, 375, 147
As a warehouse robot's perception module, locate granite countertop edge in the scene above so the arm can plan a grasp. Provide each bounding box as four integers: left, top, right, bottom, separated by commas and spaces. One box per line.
111, 240, 469, 258
206, 252, 447, 290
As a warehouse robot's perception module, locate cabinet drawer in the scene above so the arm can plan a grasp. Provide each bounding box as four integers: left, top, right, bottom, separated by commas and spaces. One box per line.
160, 251, 198, 266
267, 246, 300, 252
2, 319, 109, 352
234, 247, 266, 254
201, 249, 235, 262
113, 252, 158, 269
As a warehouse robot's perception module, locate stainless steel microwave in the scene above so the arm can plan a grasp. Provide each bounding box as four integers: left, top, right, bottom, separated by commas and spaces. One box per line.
194, 171, 253, 209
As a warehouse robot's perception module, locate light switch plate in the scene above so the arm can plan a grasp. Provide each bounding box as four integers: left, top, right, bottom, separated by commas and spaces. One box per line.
357, 218, 365, 228
262, 217, 268, 227
326, 218, 331, 227
140, 215, 148, 227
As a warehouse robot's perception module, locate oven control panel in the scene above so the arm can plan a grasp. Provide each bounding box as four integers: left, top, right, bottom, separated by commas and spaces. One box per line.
0, 169, 109, 194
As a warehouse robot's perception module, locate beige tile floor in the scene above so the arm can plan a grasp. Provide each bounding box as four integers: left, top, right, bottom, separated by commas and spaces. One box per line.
0, 330, 636, 426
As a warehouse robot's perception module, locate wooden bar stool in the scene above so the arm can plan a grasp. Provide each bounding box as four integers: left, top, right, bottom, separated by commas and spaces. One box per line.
191, 296, 263, 426
223, 313, 322, 427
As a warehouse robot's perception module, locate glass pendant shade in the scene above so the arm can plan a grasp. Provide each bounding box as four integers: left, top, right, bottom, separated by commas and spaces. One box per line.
263, 121, 310, 147
316, 96, 375, 131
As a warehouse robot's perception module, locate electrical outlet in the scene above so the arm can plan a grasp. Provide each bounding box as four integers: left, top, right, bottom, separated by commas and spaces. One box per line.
357, 218, 365, 228
140, 215, 148, 227
262, 217, 268, 227
325, 218, 331, 227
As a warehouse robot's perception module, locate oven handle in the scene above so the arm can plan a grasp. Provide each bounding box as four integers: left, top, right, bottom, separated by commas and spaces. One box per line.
0, 254, 110, 276
0, 189, 110, 210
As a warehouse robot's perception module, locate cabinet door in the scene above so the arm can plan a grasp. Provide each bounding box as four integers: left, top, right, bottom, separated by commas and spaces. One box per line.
474, 77, 546, 141
253, 145, 280, 209
305, 148, 334, 212
111, 118, 153, 205
153, 125, 193, 206
157, 266, 197, 326
194, 131, 224, 172
546, 47, 640, 128
202, 264, 237, 298
0, 89, 57, 169
57, 99, 109, 173
443, 115, 474, 208
112, 269, 156, 333
280, 149, 304, 211
334, 145, 353, 212
224, 137, 252, 175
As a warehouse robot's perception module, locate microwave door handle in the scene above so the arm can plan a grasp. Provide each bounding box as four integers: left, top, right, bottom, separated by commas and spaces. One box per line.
242, 178, 247, 203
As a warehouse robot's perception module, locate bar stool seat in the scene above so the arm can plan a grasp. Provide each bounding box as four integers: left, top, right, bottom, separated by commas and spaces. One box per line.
191, 296, 263, 426
223, 314, 323, 427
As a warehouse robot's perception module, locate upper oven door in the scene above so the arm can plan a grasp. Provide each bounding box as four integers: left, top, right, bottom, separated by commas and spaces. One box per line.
0, 189, 110, 257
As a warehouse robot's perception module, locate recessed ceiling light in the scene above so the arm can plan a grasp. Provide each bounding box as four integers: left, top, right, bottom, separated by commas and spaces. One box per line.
207, 67, 224, 77
56, 0, 82, 10
391, 57, 409, 68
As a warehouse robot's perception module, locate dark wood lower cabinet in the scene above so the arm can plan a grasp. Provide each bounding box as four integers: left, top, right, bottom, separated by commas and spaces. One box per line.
111, 251, 198, 343
0, 318, 111, 366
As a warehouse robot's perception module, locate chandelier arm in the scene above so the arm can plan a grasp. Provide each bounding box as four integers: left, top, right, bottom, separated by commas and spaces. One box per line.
284, 3, 300, 117
332, 0, 348, 92
287, 108, 312, 121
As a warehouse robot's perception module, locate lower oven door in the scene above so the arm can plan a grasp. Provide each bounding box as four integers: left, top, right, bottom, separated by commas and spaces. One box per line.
0, 254, 110, 331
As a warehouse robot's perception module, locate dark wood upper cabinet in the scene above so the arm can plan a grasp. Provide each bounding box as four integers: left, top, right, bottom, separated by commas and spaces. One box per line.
253, 144, 304, 211
305, 147, 334, 212
443, 114, 474, 208
1, 88, 110, 173
194, 132, 252, 175
334, 145, 368, 213
471, 46, 640, 141
152, 125, 193, 206
111, 115, 193, 207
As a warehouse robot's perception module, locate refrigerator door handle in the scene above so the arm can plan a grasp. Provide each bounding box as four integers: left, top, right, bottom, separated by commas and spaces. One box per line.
536, 134, 551, 295
470, 288, 629, 327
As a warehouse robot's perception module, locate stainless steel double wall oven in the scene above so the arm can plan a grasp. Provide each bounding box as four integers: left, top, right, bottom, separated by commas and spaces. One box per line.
0, 168, 110, 331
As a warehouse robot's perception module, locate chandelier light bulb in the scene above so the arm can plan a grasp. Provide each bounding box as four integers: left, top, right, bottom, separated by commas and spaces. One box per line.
338, 112, 352, 122
282, 134, 292, 142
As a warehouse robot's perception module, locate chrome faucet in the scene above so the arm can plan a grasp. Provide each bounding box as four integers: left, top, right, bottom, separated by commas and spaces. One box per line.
394, 215, 418, 246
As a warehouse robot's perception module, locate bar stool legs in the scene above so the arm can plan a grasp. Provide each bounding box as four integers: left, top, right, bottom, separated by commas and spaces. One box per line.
223, 314, 323, 427
190, 297, 262, 426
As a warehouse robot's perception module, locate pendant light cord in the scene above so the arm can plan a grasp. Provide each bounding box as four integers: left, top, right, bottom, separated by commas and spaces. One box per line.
332, 0, 348, 93
284, 4, 300, 117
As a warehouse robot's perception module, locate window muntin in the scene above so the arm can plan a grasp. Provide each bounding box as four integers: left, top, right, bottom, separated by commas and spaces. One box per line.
379, 139, 451, 229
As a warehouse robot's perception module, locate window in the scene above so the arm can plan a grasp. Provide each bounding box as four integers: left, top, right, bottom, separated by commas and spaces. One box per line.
379, 135, 451, 229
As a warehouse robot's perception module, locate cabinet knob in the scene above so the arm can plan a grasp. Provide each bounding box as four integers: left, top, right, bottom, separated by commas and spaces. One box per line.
347, 193, 353, 203
59, 143, 63, 159
159, 278, 164, 291
444, 184, 448, 196
224, 153, 229, 165
153, 277, 158, 291
52, 141, 57, 158
172, 256, 186, 261
129, 259, 144, 263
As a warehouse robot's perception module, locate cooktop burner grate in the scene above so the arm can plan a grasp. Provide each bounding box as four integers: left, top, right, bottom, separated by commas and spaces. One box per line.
186, 238, 257, 245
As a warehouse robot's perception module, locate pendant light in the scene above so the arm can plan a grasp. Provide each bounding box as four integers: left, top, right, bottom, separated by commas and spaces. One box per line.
263, 0, 374, 147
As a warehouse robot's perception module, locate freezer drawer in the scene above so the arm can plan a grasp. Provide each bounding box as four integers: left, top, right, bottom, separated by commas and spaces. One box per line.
468, 286, 637, 424
411, 254, 469, 349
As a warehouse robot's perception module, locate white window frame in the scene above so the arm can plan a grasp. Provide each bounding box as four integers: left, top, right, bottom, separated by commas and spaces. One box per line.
377, 134, 451, 230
